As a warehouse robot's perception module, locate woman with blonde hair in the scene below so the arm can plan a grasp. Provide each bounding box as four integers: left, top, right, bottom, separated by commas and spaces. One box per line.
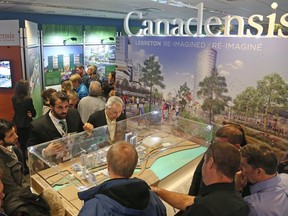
61, 80, 73, 93
70, 74, 88, 100
66, 90, 79, 108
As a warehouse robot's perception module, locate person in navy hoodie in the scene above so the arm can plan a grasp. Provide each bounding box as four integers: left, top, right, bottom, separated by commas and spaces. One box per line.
78, 141, 166, 216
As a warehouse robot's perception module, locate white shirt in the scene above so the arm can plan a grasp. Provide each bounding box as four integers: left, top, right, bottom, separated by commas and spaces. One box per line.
49, 111, 67, 136
105, 110, 116, 142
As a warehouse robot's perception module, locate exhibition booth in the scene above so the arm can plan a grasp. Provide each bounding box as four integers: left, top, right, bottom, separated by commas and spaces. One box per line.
28, 112, 213, 215
0, 4, 288, 215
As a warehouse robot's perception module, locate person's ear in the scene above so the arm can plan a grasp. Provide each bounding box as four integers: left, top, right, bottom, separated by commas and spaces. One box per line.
256, 167, 265, 176
207, 157, 214, 170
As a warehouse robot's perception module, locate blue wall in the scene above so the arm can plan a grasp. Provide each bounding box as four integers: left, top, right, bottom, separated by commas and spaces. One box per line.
0, 12, 140, 31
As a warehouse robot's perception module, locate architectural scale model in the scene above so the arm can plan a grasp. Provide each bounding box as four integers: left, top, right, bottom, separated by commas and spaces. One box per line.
28, 112, 212, 215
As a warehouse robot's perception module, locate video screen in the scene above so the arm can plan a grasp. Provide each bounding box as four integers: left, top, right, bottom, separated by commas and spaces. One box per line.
0, 60, 12, 88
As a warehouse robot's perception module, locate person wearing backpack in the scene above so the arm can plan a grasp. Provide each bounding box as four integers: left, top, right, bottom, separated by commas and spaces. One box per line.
78, 141, 166, 216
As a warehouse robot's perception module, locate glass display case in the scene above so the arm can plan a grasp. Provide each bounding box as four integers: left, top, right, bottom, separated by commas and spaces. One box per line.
28, 111, 214, 216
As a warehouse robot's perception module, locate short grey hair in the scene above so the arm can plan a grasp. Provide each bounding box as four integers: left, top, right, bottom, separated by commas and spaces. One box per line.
105, 96, 124, 109
89, 81, 101, 96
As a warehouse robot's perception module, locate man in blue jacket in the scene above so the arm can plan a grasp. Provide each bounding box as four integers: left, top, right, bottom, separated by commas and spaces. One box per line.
78, 141, 166, 216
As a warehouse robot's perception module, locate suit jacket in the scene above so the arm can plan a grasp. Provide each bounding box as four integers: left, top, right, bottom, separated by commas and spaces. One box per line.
27, 108, 84, 147
87, 109, 126, 143
12, 96, 36, 128
0, 146, 28, 196
87, 109, 126, 128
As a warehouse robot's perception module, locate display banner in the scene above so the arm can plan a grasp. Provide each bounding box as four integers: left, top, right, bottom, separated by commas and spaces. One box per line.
43, 45, 83, 86
0, 20, 20, 46
25, 20, 38, 46
42, 24, 82, 44
24, 20, 43, 117
84, 44, 116, 78
26, 47, 42, 117
85, 25, 116, 44
116, 36, 288, 148
44, 71, 61, 86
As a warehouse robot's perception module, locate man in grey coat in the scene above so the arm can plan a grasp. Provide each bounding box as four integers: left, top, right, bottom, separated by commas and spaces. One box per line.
77, 81, 106, 123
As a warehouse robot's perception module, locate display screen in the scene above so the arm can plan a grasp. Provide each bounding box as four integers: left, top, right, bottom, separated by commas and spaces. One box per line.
0, 60, 12, 88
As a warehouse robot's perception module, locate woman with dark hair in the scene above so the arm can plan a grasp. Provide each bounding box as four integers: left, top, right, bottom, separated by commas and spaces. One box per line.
102, 71, 116, 100
12, 79, 36, 174
107, 71, 116, 88
41, 88, 56, 115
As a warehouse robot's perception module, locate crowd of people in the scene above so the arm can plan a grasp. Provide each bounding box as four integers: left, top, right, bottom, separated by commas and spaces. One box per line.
0, 65, 287, 215
0, 64, 128, 215
152, 124, 288, 216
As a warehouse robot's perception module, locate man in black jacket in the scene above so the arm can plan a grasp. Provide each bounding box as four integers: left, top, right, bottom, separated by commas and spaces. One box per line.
27, 91, 93, 156
0, 119, 50, 216
0, 119, 27, 196
88, 96, 126, 143
151, 142, 248, 216
188, 123, 248, 196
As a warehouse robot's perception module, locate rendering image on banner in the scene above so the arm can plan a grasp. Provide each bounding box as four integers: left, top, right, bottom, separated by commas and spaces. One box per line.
27, 47, 42, 118
0, 60, 12, 88
84, 45, 116, 78
43, 45, 83, 86
116, 36, 288, 151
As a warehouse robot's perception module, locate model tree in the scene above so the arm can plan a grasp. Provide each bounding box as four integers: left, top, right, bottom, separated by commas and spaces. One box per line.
139, 55, 165, 111
197, 67, 231, 123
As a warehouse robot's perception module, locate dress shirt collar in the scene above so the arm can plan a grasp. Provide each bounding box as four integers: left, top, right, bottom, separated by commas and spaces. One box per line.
49, 111, 66, 124
249, 174, 280, 194
49, 111, 67, 136
105, 109, 116, 142
105, 109, 116, 125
